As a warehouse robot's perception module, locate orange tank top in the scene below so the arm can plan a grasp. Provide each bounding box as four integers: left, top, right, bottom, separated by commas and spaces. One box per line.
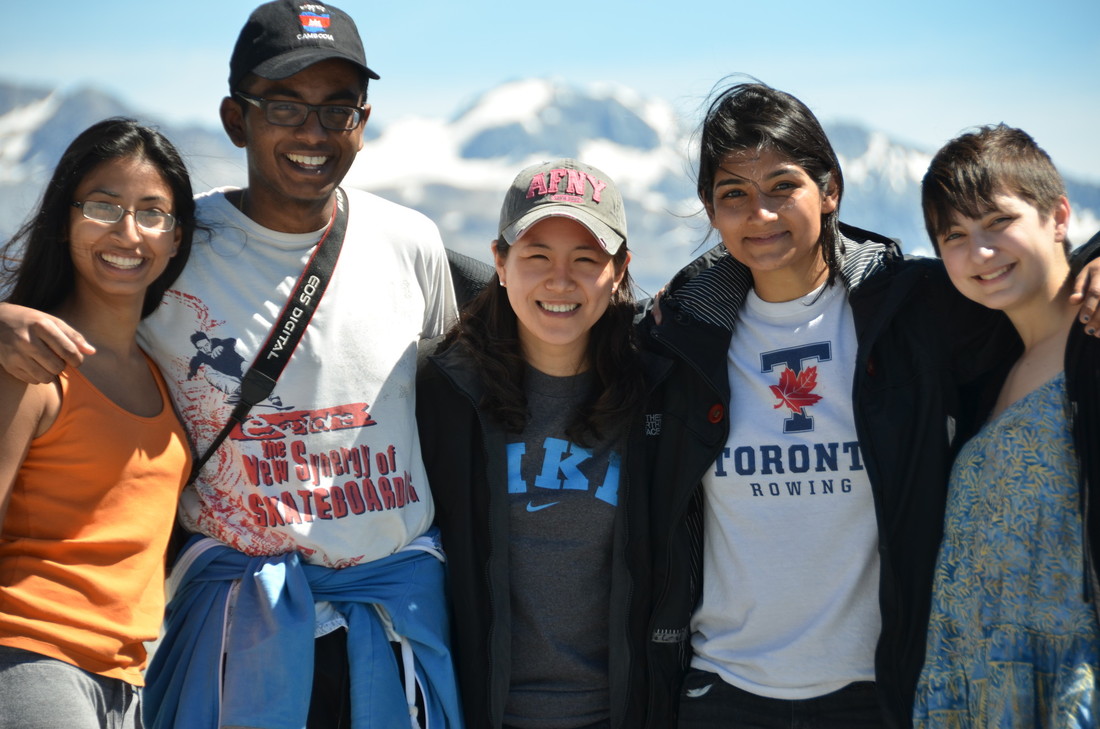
0, 357, 191, 685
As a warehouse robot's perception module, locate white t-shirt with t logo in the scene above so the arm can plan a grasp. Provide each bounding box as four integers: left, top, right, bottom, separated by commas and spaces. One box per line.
690, 281, 880, 699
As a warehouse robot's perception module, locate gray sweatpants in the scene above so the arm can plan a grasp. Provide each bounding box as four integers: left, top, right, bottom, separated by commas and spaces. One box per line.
0, 645, 142, 729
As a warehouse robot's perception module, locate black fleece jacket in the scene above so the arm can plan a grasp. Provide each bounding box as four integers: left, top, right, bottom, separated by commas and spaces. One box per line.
641, 224, 1024, 728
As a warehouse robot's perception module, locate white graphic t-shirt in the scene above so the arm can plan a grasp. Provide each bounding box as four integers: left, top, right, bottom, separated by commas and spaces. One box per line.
138, 187, 457, 568
690, 282, 881, 698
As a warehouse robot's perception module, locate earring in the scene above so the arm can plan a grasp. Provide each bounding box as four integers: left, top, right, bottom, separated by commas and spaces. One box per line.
500, 280, 506, 287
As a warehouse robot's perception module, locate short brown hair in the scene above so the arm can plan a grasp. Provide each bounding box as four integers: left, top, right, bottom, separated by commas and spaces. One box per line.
922, 124, 1065, 254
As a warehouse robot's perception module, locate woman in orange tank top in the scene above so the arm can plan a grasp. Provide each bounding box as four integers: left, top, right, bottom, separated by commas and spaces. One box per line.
0, 118, 196, 729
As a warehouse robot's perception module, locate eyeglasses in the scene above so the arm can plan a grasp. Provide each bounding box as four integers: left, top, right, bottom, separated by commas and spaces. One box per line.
71, 201, 177, 232
234, 91, 365, 131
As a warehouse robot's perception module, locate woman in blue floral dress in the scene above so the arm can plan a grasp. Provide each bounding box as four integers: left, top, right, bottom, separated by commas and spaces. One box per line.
912, 125, 1100, 728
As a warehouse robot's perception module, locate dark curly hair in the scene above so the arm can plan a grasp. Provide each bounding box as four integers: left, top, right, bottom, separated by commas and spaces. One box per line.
442, 238, 642, 446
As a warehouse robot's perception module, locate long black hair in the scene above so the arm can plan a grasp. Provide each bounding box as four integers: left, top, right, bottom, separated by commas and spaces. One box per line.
1, 117, 195, 318
696, 80, 845, 283
443, 239, 642, 446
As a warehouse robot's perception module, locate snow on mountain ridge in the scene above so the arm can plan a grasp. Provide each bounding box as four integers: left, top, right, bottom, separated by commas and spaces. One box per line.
579, 80, 688, 144
451, 78, 557, 134
0, 92, 61, 183
1, 77, 1097, 292
351, 78, 693, 204
345, 80, 703, 289
448, 78, 666, 162
840, 130, 930, 192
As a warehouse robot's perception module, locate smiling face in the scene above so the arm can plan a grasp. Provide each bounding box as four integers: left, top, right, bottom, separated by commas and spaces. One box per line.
68, 155, 181, 309
706, 147, 838, 302
221, 58, 368, 233
937, 191, 1071, 316
494, 216, 628, 375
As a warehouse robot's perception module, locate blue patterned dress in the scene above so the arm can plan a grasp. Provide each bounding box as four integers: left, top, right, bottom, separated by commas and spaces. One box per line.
913, 373, 1100, 729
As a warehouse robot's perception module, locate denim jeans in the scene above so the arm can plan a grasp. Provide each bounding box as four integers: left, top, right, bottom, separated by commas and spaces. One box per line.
0, 645, 142, 729
677, 669, 886, 729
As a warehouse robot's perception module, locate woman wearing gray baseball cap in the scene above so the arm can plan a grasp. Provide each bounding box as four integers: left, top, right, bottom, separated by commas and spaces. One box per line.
417, 158, 659, 729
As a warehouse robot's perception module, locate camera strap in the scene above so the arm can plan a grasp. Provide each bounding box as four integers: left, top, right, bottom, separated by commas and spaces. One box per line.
185, 187, 349, 485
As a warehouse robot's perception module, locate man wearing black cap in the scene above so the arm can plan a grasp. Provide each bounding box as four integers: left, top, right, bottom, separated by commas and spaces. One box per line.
142, 3, 466, 727
0, 2, 465, 728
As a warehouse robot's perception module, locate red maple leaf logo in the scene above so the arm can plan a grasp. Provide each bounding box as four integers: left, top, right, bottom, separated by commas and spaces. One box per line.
770, 366, 823, 415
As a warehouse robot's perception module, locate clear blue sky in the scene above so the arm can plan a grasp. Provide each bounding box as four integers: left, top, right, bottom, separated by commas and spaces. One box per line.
6, 0, 1099, 182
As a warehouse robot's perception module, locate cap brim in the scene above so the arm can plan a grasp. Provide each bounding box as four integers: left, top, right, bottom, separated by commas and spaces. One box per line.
501, 205, 624, 255
252, 48, 380, 81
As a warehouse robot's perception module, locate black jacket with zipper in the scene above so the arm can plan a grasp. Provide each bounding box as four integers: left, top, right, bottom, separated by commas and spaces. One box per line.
416, 342, 673, 729
640, 224, 1027, 728
1065, 299, 1100, 609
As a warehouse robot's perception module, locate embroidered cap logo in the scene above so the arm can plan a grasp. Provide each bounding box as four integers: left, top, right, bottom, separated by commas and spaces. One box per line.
524, 167, 609, 206
298, 8, 331, 34
497, 158, 627, 254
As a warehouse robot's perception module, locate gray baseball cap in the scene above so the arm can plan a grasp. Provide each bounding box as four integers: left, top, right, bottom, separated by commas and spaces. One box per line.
497, 158, 627, 254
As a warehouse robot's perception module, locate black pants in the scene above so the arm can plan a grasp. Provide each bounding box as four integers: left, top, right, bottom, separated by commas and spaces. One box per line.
308, 629, 351, 729
677, 669, 885, 729
308, 629, 426, 729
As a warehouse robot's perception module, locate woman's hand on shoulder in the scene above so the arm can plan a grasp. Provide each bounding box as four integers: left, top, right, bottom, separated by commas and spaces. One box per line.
1070, 258, 1100, 337
0, 303, 95, 383
651, 288, 667, 325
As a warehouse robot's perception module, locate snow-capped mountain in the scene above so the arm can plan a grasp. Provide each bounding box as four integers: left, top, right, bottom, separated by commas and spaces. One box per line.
346, 79, 703, 293
0, 81, 246, 257
2, 78, 1097, 295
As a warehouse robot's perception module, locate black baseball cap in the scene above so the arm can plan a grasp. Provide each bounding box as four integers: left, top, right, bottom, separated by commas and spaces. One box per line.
229, 1, 379, 91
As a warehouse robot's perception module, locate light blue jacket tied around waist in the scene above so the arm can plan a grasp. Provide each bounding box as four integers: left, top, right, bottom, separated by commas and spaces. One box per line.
144, 530, 464, 729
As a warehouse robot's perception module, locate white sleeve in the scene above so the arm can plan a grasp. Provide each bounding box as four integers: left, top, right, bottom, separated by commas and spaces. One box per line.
418, 225, 458, 340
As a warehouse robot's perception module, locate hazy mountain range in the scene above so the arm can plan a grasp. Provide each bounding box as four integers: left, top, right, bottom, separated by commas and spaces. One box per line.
2, 78, 1098, 295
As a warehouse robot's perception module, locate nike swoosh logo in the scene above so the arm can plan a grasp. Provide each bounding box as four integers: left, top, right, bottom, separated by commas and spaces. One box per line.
526, 501, 559, 512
